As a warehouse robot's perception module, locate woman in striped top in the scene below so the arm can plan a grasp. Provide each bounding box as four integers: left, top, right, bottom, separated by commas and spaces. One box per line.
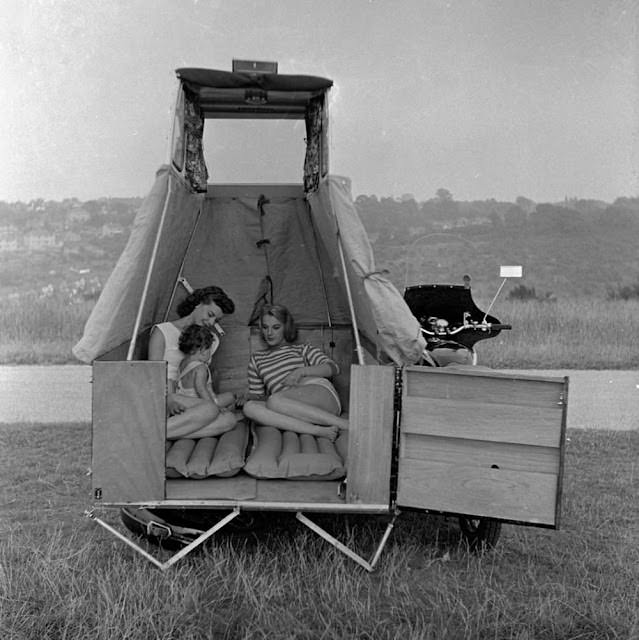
243, 305, 349, 441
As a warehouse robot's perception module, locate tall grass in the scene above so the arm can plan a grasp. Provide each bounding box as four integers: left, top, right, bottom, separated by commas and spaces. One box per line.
0, 294, 638, 368
0, 293, 92, 364
1, 423, 638, 639
476, 299, 639, 369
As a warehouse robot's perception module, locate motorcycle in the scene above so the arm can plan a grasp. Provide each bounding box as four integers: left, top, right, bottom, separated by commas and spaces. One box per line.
404, 273, 513, 367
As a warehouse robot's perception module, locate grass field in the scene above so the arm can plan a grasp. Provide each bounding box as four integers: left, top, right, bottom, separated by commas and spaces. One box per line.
1, 423, 637, 639
1, 293, 639, 369
475, 298, 639, 369
0, 294, 93, 365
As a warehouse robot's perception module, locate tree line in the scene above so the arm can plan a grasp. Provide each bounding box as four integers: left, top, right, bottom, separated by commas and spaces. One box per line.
354, 191, 639, 243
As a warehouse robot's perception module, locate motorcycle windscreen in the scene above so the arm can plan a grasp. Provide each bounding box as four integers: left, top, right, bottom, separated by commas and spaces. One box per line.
396, 366, 568, 527
403, 284, 502, 349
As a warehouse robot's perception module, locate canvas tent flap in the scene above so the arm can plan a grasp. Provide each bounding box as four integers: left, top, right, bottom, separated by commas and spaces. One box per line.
308, 176, 426, 365
72, 166, 203, 363
179, 194, 350, 327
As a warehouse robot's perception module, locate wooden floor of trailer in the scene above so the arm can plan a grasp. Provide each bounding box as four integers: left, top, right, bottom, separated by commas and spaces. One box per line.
98, 476, 390, 513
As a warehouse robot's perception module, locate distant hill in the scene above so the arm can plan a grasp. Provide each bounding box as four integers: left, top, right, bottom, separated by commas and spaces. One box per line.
355, 195, 639, 300
1, 194, 638, 302
0, 197, 142, 300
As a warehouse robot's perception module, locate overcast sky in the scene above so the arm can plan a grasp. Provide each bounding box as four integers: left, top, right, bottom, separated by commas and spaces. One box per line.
1, 0, 637, 203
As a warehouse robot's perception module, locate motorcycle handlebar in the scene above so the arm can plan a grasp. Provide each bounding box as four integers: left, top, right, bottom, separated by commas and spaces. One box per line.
421, 323, 511, 337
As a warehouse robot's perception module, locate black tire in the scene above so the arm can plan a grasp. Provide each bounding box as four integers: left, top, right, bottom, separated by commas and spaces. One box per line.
120, 507, 268, 550
120, 507, 199, 550
458, 516, 502, 552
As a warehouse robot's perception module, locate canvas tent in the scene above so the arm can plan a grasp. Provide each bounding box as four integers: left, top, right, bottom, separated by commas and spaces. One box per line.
73, 67, 426, 372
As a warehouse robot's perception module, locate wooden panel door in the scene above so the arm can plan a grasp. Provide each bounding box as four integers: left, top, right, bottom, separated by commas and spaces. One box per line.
346, 365, 395, 506
92, 361, 166, 503
396, 366, 568, 526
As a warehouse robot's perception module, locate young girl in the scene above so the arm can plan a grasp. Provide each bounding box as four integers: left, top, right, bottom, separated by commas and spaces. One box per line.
242, 304, 349, 441
148, 285, 238, 439
177, 324, 236, 411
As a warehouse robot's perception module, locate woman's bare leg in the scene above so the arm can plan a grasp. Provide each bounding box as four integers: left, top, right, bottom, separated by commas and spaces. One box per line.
243, 400, 338, 441
166, 396, 239, 439
269, 386, 349, 430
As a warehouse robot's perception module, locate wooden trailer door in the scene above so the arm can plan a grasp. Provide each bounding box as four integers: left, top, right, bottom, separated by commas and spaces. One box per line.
396, 366, 568, 527
346, 365, 396, 507
92, 361, 166, 503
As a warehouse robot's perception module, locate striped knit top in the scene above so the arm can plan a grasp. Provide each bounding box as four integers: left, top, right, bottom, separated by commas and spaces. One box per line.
248, 343, 339, 398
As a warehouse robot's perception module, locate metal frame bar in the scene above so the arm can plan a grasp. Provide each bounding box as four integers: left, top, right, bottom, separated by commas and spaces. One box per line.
126, 178, 174, 360
296, 511, 398, 572
86, 506, 398, 572
162, 210, 204, 322
336, 234, 365, 365
94, 500, 391, 513
85, 507, 240, 571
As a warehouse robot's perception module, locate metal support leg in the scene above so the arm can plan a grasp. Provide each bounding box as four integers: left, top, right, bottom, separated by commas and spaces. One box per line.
296, 511, 398, 572
85, 507, 241, 571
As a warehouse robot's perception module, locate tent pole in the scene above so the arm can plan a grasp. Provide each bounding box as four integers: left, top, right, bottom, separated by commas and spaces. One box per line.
336, 233, 365, 365
163, 205, 204, 322
126, 180, 174, 360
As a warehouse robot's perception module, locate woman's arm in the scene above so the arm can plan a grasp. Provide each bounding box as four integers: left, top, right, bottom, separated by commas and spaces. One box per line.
282, 362, 335, 386
282, 344, 339, 386
147, 326, 166, 361
247, 355, 266, 400
149, 325, 182, 412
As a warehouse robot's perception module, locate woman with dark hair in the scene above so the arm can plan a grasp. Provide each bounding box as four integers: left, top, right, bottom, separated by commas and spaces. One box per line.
148, 285, 239, 439
242, 304, 349, 442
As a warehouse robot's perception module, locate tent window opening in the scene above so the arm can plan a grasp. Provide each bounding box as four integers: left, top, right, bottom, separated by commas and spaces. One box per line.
202, 120, 307, 185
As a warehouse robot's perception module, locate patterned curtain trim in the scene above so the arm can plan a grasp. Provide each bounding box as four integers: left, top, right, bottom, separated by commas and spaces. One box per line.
184, 89, 209, 192
304, 96, 324, 193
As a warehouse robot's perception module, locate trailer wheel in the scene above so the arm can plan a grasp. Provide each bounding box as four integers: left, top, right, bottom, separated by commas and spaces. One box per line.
120, 507, 198, 550
458, 516, 501, 552
120, 508, 266, 550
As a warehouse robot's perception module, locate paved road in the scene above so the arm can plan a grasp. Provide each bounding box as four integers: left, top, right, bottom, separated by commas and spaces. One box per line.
0, 365, 92, 423
0, 365, 637, 430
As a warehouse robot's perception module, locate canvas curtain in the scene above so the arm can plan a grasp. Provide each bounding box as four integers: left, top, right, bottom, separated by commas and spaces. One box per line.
303, 96, 323, 193
184, 89, 208, 192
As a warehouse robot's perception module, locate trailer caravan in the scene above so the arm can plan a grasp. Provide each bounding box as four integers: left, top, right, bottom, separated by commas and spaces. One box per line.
74, 62, 568, 570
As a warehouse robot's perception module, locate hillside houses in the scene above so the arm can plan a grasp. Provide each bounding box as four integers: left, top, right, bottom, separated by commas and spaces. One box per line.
0, 228, 19, 252
100, 222, 125, 238
67, 207, 91, 224
0, 227, 62, 253
24, 232, 62, 251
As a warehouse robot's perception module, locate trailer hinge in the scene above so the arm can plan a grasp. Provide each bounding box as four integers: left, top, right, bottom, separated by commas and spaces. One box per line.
389, 366, 403, 508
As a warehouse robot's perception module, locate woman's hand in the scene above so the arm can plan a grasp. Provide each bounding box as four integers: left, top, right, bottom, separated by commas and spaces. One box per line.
233, 391, 249, 410
314, 425, 339, 442
283, 368, 306, 387
167, 394, 186, 417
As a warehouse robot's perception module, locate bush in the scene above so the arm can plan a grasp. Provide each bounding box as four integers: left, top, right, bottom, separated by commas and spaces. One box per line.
607, 280, 639, 301
506, 284, 556, 302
